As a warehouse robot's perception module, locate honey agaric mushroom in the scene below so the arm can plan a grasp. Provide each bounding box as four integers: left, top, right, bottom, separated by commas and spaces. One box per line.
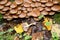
27, 7, 33, 12
35, 2, 41, 7
15, 0, 23, 5
51, 5, 60, 11
53, 0, 59, 4
23, 2, 31, 7
21, 7, 26, 11
17, 11, 21, 15
41, 10, 48, 15
49, 11, 55, 15
40, 0, 48, 3
10, 8, 18, 14
41, 3, 46, 7
5, 1, 11, 6
0, 11, 6, 14
37, 7, 44, 11
3, 15, 8, 19
45, 7, 51, 11
12, 15, 18, 18
17, 6, 22, 10
24, 0, 32, 3
45, 2, 54, 6
31, 3, 35, 7
0, 0, 7, 4
2, 7, 9, 11
0, 5, 4, 9
27, 8, 40, 17
19, 12, 26, 18
34, 17, 40, 21
10, 2, 17, 8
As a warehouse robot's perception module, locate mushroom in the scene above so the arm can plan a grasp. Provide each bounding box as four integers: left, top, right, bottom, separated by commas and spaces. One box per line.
53, 0, 59, 4
41, 10, 48, 15
3, 15, 8, 19
51, 5, 60, 11
41, 3, 46, 7
40, 0, 48, 3
17, 11, 21, 15
24, 0, 32, 3
17, 6, 22, 10
35, 2, 41, 7
10, 8, 18, 14
0, 0, 7, 4
5, 1, 11, 6
19, 12, 26, 18
34, 17, 40, 21
15, 0, 23, 5
49, 11, 55, 15
0, 11, 6, 14
21, 7, 26, 11
37, 7, 44, 11
0, 5, 4, 9
31, 3, 35, 7
10, 2, 17, 8
27, 7, 33, 12
27, 8, 40, 17
2, 7, 9, 11
45, 7, 51, 11
45, 2, 54, 7
12, 15, 18, 18
23, 2, 31, 7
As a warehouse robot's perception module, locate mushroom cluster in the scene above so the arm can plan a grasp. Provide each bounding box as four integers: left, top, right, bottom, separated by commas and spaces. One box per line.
0, 0, 60, 20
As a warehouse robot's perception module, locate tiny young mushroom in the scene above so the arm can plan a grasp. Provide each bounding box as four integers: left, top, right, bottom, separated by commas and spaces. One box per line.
10, 8, 18, 14
27, 8, 40, 17
19, 12, 26, 18
40, 0, 48, 3
15, 0, 23, 5
0, 5, 4, 9
49, 11, 55, 15
45, 2, 54, 7
41, 3, 46, 7
5, 1, 12, 6
10, 2, 17, 8
45, 7, 51, 11
2, 7, 9, 11
24, 0, 32, 3
41, 10, 48, 15
0, 0, 7, 4
23, 2, 31, 7
53, 0, 59, 4
37, 7, 44, 11
51, 5, 60, 11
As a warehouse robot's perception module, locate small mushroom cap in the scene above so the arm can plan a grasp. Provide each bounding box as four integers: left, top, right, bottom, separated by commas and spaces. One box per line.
34, 17, 40, 21
37, 7, 44, 11
10, 2, 17, 8
41, 3, 46, 7
31, 3, 35, 7
19, 12, 26, 18
41, 10, 48, 15
35, 2, 41, 7
40, 0, 48, 3
2, 7, 9, 11
12, 15, 18, 18
24, 0, 32, 3
5, 1, 11, 6
15, 0, 23, 5
45, 2, 54, 6
53, 0, 59, 4
27, 7, 33, 11
0, 5, 4, 9
17, 11, 21, 14
45, 7, 51, 11
10, 8, 18, 14
0, 0, 7, 4
49, 11, 55, 15
51, 5, 60, 11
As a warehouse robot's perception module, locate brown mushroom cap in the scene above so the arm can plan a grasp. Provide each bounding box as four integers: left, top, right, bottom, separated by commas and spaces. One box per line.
41, 3, 46, 7
10, 2, 17, 8
31, 3, 35, 7
19, 12, 26, 18
12, 15, 18, 18
17, 11, 21, 15
15, 0, 23, 5
24, 0, 32, 3
45, 7, 51, 11
0, 0, 7, 4
0, 5, 4, 9
27, 7, 32, 12
40, 0, 48, 3
34, 17, 40, 21
5, 1, 11, 6
51, 5, 60, 11
10, 8, 18, 14
2, 7, 9, 11
41, 10, 48, 15
45, 2, 54, 6
35, 2, 41, 7
49, 11, 55, 15
53, 0, 59, 4
37, 7, 44, 11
